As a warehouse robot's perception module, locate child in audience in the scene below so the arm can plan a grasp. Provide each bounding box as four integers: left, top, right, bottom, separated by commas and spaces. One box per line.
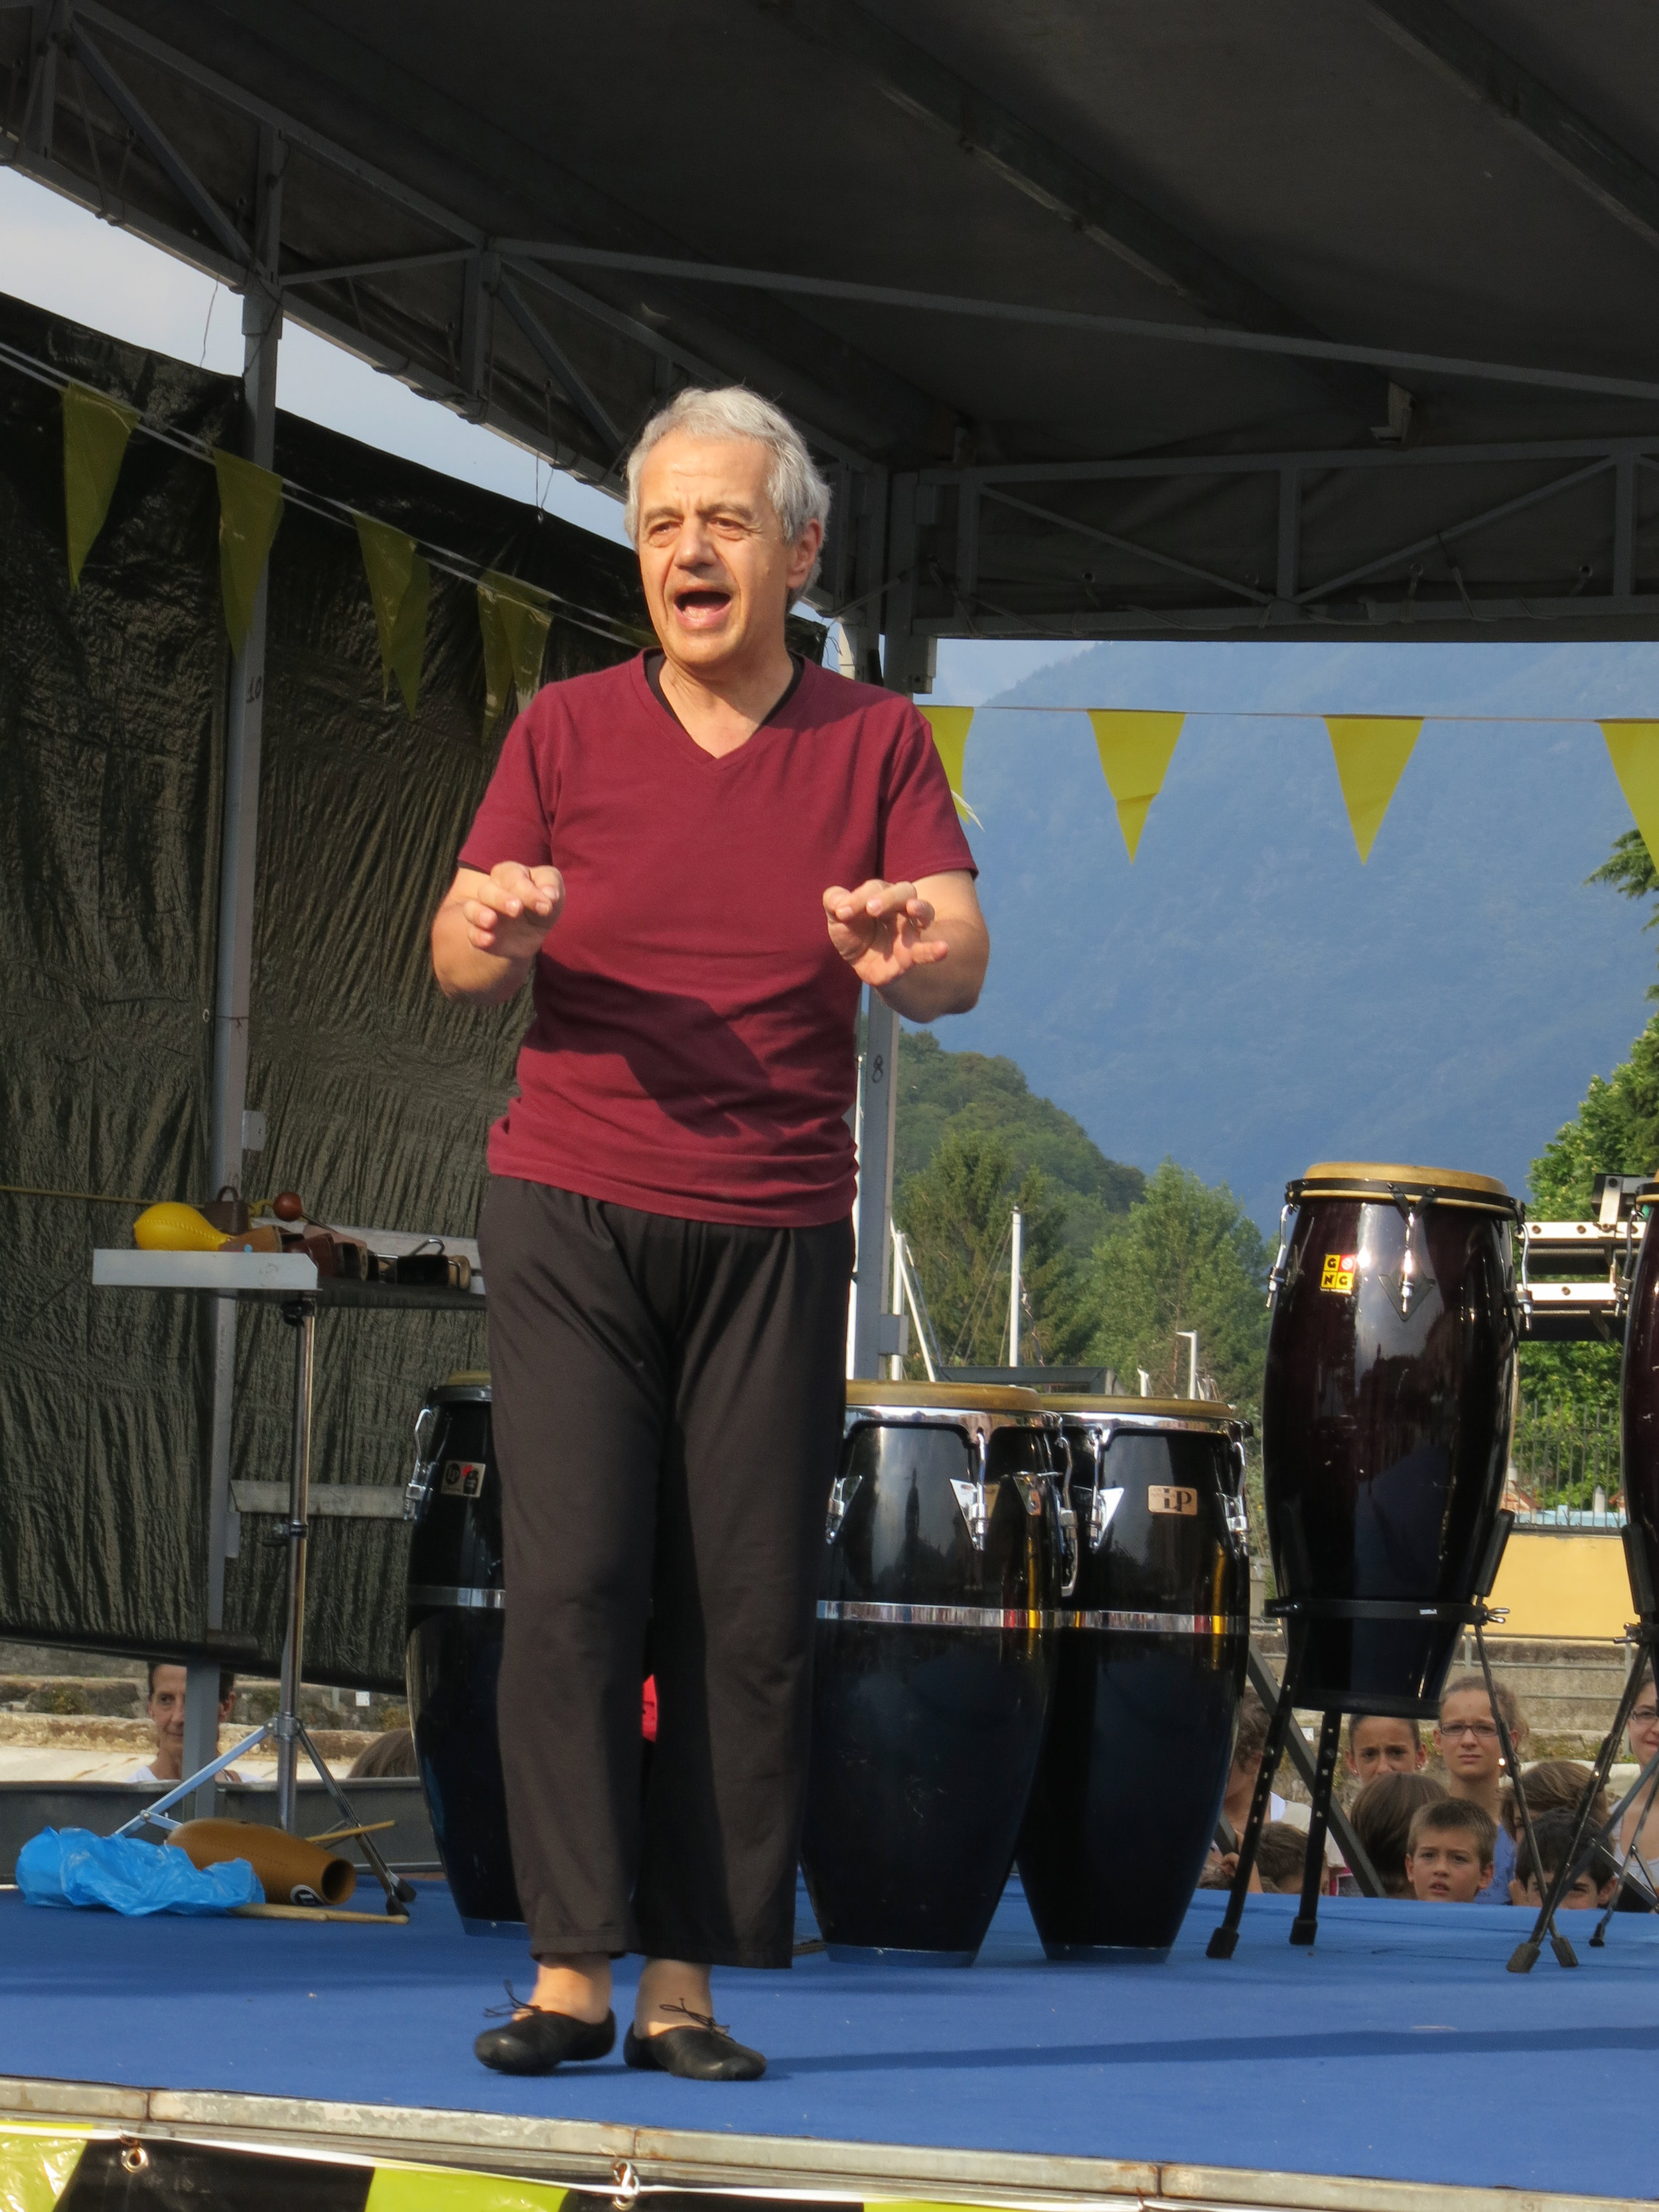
1510, 1809, 1619, 1911
1620, 1663, 1659, 1881
1350, 1771, 1445, 1897
1255, 1820, 1312, 1895
1405, 1798, 1496, 1902
1344, 1714, 1426, 1786
1499, 1757, 1607, 1847
1435, 1673, 1528, 1903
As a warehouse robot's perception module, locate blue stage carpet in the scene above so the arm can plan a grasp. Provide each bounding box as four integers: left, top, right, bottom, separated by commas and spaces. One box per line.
3, 1876, 1656, 2197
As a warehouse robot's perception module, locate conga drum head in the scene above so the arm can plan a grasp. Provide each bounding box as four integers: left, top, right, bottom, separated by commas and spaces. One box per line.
1016, 1401, 1248, 1960
804, 1384, 1062, 1962
1263, 1161, 1518, 1713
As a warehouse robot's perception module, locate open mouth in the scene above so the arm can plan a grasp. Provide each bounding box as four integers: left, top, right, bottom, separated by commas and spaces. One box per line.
672, 586, 732, 626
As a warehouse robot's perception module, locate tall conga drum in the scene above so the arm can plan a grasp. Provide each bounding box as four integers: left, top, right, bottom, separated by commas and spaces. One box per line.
801, 1383, 1064, 1963
1619, 1183, 1659, 1619
1017, 1397, 1249, 1960
403, 1373, 522, 1931
1263, 1163, 1520, 1712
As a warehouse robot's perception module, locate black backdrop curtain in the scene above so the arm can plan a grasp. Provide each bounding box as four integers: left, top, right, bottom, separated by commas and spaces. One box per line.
0, 290, 648, 1686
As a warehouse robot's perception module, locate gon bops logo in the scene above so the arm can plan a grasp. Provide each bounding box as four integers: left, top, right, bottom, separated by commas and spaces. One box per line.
1319, 1252, 1357, 1293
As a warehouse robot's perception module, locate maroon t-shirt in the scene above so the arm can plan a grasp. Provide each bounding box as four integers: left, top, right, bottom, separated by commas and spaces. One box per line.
457, 652, 976, 1227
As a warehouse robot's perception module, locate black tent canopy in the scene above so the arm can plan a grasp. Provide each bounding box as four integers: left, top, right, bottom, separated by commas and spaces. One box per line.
5, 5, 1659, 1696
5, 1, 1659, 653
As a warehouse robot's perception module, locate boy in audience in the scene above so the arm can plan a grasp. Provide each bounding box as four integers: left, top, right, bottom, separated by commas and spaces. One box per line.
1405, 1797, 1496, 1902
1510, 1809, 1619, 1912
1344, 1714, 1427, 1786
1435, 1673, 1528, 1903
1350, 1772, 1446, 1897
1255, 1820, 1312, 1895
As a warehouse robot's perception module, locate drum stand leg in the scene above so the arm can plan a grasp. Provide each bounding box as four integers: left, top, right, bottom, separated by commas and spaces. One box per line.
117, 1295, 415, 1914
1506, 1621, 1659, 1972
1289, 1711, 1342, 1947
1208, 1629, 1305, 1960
1590, 1755, 1659, 1946
1466, 1613, 1564, 1964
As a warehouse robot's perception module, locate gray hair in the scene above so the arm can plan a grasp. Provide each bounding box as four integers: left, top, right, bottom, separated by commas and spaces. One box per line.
624, 386, 831, 588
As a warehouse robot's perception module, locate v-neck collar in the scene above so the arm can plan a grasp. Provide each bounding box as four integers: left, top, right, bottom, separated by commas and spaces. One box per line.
637, 650, 806, 767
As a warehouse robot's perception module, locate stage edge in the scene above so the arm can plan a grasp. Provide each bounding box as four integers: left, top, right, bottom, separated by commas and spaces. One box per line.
0, 2077, 1647, 2212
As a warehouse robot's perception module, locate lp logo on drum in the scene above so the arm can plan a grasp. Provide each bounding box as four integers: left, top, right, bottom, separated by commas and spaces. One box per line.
1148, 1485, 1198, 1516
1319, 1251, 1357, 1293
440, 1459, 486, 1499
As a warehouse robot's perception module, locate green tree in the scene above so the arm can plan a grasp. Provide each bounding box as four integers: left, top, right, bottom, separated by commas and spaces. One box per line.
895, 1128, 1089, 1369
1080, 1160, 1270, 1415
1588, 827, 1659, 998
893, 1029, 1143, 1257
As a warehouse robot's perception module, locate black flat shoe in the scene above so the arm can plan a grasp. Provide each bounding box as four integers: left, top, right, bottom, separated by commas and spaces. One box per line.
474, 2005, 616, 2075
623, 2013, 766, 2082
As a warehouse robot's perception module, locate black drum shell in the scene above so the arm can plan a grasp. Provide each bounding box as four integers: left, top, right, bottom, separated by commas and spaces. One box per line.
1017, 1418, 1248, 1960
1262, 1194, 1517, 1712
801, 1416, 1060, 1962
403, 1387, 522, 1931
1621, 1204, 1659, 1619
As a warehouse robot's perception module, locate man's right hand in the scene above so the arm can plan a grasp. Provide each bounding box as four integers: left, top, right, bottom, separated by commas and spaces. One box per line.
432, 861, 565, 1004
459, 861, 565, 963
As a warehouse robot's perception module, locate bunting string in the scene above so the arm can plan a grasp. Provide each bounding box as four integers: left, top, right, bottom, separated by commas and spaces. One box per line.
918, 704, 1659, 869
0, 332, 647, 698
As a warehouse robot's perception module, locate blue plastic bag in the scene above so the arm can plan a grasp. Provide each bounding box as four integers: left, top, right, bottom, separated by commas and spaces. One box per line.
17, 1827, 263, 1915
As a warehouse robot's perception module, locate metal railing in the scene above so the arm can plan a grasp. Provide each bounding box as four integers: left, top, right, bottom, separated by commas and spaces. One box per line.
1512, 1396, 1622, 1518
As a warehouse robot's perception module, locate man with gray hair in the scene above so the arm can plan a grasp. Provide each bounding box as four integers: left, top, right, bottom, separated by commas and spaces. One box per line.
433, 386, 987, 2080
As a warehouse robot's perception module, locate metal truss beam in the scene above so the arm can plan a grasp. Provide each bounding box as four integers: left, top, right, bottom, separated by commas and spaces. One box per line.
753, 0, 1374, 413
496, 271, 621, 453
65, 20, 247, 262
922, 433, 1659, 488
913, 595, 1659, 641
43, 1, 929, 467
511, 241, 1659, 407
982, 484, 1271, 607
1358, 0, 1659, 257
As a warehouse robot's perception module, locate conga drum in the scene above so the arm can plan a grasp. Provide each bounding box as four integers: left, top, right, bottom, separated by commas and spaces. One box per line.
403, 1373, 522, 1931
1619, 1183, 1659, 1619
801, 1383, 1064, 1963
1016, 1397, 1249, 1960
1262, 1163, 1520, 1712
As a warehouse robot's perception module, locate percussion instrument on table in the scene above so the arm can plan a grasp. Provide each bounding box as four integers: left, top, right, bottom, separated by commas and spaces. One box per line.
403, 1372, 523, 1933
1262, 1162, 1521, 1714
1015, 1396, 1249, 1960
800, 1382, 1067, 1964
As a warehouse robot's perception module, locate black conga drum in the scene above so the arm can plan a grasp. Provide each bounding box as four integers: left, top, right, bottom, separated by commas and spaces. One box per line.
801, 1382, 1064, 1963
1619, 1183, 1659, 1619
1262, 1162, 1520, 1712
403, 1373, 522, 1931
1016, 1396, 1249, 1960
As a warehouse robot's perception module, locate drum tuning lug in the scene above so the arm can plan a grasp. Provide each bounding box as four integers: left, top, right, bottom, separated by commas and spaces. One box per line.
404, 1404, 444, 1524
610, 2159, 640, 2209
1089, 1485, 1124, 1552
825, 1470, 862, 1543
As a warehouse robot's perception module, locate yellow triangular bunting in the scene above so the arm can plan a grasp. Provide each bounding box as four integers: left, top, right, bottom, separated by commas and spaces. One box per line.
62, 382, 139, 589
1086, 710, 1183, 861
1324, 716, 1422, 863
919, 705, 975, 822
211, 447, 285, 652
354, 513, 431, 715
478, 571, 553, 731
1601, 722, 1659, 872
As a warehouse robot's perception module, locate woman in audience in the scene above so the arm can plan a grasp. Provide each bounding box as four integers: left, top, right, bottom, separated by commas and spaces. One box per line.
1619, 1663, 1659, 1883
1435, 1673, 1528, 1903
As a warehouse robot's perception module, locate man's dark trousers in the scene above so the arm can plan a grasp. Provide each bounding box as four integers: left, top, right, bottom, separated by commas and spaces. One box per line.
478, 1177, 853, 1968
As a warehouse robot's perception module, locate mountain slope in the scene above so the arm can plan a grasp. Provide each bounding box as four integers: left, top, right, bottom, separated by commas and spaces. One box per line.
893, 1029, 1143, 1255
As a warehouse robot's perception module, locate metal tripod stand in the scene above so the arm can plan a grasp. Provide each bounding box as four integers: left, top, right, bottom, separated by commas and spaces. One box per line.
118, 1293, 415, 1914
1208, 1593, 1548, 1960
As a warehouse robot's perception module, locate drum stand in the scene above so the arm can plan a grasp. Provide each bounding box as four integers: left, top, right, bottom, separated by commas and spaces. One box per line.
1208, 1595, 1548, 1960
1508, 1605, 1659, 1972
117, 1294, 415, 1915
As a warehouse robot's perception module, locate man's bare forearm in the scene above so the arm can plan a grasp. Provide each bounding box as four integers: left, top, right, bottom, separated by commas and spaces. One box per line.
876, 920, 989, 1021
431, 905, 534, 1005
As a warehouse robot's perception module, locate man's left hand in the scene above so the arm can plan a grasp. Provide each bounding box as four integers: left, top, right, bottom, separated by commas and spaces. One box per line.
823, 879, 948, 990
